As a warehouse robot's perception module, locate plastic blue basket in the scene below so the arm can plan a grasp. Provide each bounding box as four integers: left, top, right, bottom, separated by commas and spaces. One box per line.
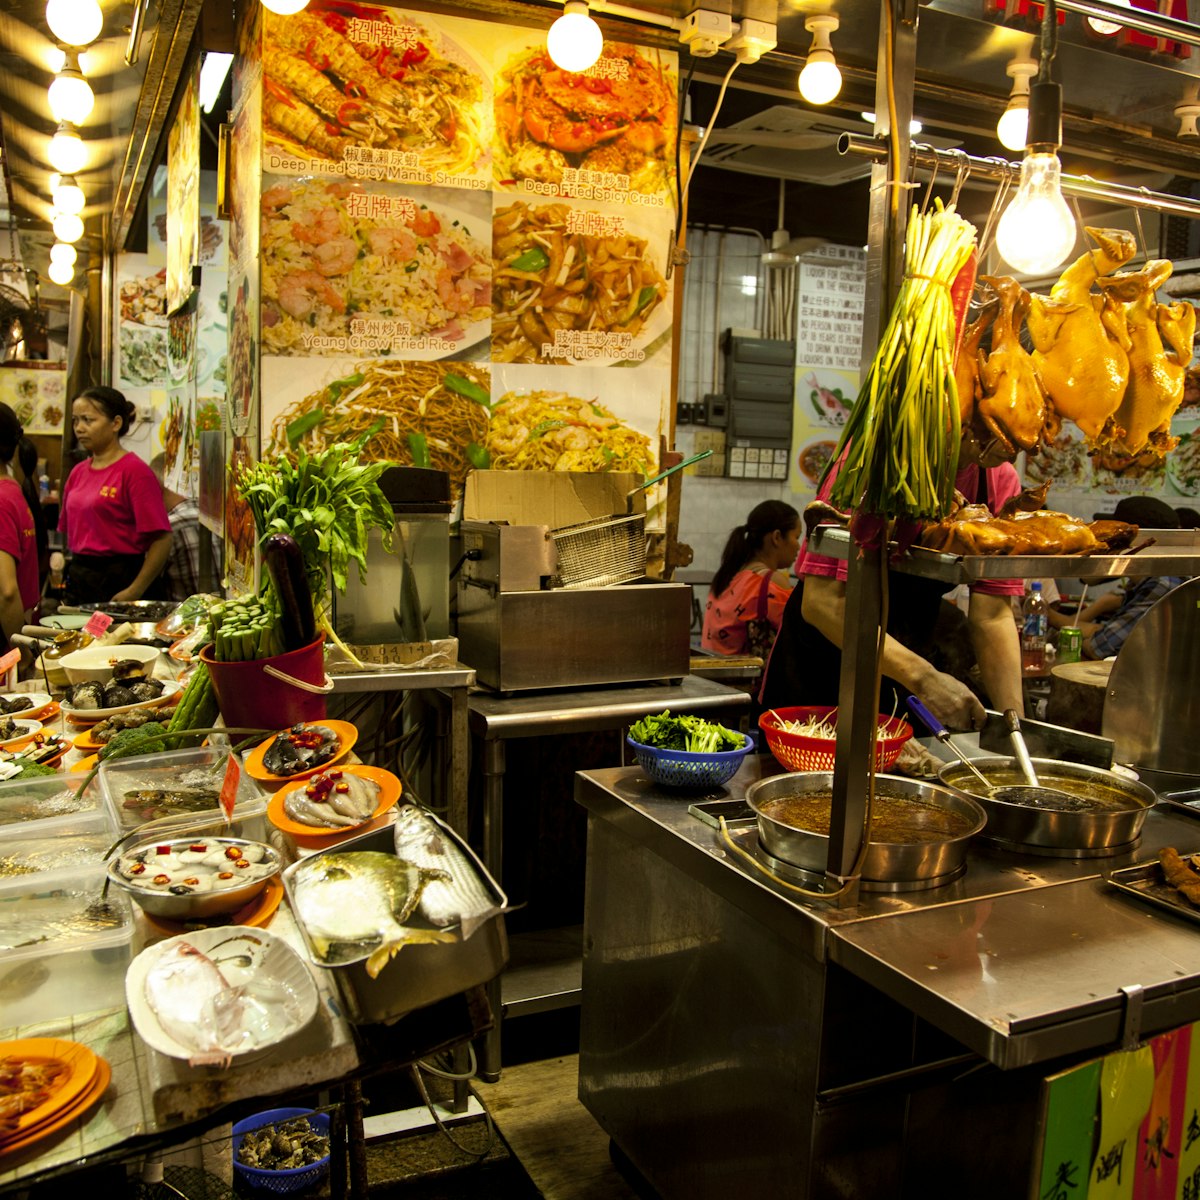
626, 734, 753, 790
232, 1108, 332, 1195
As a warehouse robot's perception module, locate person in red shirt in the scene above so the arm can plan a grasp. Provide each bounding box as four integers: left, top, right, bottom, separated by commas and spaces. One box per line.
701, 500, 800, 656
61, 387, 172, 604
0, 404, 41, 645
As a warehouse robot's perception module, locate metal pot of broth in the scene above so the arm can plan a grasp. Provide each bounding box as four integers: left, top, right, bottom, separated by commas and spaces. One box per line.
937, 757, 1155, 852
744, 772, 986, 884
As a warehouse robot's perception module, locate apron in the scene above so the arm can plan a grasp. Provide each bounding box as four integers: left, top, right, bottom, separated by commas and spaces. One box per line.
64, 554, 166, 605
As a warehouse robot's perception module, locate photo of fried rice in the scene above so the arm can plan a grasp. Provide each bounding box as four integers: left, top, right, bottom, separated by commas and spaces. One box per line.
495, 41, 676, 196
261, 179, 492, 356
268, 360, 492, 498
487, 391, 655, 475
261, 6, 488, 177
492, 201, 669, 365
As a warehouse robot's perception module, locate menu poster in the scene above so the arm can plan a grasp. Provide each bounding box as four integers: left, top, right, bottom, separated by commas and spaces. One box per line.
0, 365, 66, 436
228, 72, 263, 276
225, 432, 258, 596
259, 175, 491, 362
260, 4, 491, 190
167, 62, 201, 313
199, 428, 225, 535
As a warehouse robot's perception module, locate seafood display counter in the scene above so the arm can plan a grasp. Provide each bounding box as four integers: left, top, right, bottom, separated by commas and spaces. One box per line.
575, 757, 1200, 1199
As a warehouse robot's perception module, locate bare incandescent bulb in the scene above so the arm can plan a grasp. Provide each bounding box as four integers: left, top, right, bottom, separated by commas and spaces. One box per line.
49, 241, 76, 267
259, 0, 310, 14
798, 15, 841, 106
995, 151, 1076, 276
47, 259, 74, 286
45, 0, 102, 46
547, 1, 603, 73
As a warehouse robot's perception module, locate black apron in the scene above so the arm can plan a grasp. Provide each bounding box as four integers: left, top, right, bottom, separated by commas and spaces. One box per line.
64, 554, 166, 606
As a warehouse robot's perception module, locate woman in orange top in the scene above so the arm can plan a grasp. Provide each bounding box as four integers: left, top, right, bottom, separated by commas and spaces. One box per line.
701, 500, 800, 656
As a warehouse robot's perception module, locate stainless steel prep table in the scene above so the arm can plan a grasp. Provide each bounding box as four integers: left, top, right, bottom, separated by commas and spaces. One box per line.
461, 675, 750, 1080
576, 758, 1200, 1199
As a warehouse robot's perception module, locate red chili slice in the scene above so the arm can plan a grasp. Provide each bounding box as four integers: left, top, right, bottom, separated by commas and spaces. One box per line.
337, 99, 362, 126
235, 860, 252, 869
401, 42, 430, 66
323, 12, 347, 33
130, 863, 146, 875
189, 844, 207, 853
156, 846, 171, 854
218, 871, 234, 880
304, 37, 330, 71
153, 874, 170, 886
183, 877, 199, 886
224, 846, 243, 860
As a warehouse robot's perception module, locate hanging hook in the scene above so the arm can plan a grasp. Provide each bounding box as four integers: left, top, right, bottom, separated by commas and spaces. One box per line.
918, 145, 940, 216
948, 149, 971, 211
1133, 190, 1151, 263
977, 159, 1015, 263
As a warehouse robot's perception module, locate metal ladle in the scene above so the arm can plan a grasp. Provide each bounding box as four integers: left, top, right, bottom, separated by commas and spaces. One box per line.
990, 709, 1081, 809
906, 696, 995, 790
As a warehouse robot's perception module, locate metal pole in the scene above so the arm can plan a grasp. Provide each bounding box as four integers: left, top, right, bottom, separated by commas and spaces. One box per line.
839, 134, 1200, 221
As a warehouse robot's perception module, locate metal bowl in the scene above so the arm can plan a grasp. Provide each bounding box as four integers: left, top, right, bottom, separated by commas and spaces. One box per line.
744, 771, 986, 883
107, 836, 282, 920
937, 757, 1156, 851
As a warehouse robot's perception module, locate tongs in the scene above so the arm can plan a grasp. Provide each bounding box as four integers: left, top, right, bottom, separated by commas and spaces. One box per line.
625, 450, 712, 510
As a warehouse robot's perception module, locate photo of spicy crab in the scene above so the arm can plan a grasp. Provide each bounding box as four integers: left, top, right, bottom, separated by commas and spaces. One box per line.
260, 3, 490, 181
494, 40, 678, 200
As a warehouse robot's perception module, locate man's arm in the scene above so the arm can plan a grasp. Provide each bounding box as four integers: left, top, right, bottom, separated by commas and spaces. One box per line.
801, 574, 988, 730
967, 590, 1024, 715
113, 532, 172, 602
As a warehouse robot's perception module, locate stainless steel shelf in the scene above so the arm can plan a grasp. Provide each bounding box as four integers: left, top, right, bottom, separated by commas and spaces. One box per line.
810, 527, 1200, 583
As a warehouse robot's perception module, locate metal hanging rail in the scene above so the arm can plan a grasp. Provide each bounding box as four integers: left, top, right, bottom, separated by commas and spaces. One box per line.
1055, 0, 1200, 47
838, 133, 1200, 220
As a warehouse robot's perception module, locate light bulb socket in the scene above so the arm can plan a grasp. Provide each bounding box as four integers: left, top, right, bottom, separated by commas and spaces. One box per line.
1026, 80, 1062, 151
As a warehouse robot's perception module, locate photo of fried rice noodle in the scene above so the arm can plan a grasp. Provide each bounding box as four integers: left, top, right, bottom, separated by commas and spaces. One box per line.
262, 9, 486, 174
260, 179, 491, 355
491, 201, 668, 364
269, 360, 491, 498
488, 391, 655, 474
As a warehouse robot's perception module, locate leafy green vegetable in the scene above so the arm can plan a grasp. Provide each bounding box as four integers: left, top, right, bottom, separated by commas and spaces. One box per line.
8, 760, 57, 779
286, 407, 325, 447
444, 373, 491, 408
326, 372, 363, 402
628, 711, 745, 754
465, 442, 490, 469
408, 431, 430, 469
511, 247, 550, 272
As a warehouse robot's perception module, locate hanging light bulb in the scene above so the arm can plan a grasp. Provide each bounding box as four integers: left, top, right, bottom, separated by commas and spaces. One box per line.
47, 259, 74, 286
52, 175, 84, 215
45, 0, 103, 46
1087, 0, 1132, 36
49, 241, 76, 267
798, 14, 841, 106
996, 56, 1037, 153
259, 0, 310, 14
48, 123, 86, 174
52, 210, 84, 243
546, 0, 603, 73
48, 53, 94, 124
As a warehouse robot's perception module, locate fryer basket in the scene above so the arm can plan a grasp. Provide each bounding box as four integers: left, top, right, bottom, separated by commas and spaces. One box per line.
549, 512, 646, 589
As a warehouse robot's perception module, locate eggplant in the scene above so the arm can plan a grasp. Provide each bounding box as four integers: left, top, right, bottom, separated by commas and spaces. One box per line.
263, 533, 317, 651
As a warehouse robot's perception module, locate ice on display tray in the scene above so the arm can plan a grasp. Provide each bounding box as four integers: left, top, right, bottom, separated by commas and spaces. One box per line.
0, 867, 134, 1029
809, 527, 1200, 583
0, 832, 114, 891
98, 746, 268, 838
0, 774, 110, 838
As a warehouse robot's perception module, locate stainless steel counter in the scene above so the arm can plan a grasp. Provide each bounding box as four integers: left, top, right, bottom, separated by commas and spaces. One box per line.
576, 761, 1200, 1198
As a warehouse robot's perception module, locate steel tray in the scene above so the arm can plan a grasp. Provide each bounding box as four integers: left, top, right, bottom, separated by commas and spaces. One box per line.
1106, 860, 1200, 927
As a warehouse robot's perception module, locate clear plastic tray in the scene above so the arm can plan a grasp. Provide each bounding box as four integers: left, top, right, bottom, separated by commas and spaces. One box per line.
0, 829, 115, 894
98, 746, 268, 840
0, 867, 133, 1030
0, 773, 110, 838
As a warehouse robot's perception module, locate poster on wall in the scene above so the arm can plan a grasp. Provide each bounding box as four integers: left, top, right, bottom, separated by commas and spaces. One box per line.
167, 62, 201, 313
228, 76, 263, 276
260, 4, 492, 189
0, 365, 66, 435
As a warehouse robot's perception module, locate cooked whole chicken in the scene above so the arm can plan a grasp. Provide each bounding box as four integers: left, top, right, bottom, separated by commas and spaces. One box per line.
1094, 259, 1197, 467
1027, 228, 1137, 441
976, 276, 1049, 456
953, 299, 996, 426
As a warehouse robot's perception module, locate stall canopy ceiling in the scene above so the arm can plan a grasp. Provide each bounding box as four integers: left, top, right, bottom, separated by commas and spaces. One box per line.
0, 0, 1198, 302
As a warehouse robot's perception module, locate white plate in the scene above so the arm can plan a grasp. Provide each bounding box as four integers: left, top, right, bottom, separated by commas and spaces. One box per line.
62, 679, 183, 725
126, 926, 318, 1064
0, 692, 51, 716
0, 719, 41, 748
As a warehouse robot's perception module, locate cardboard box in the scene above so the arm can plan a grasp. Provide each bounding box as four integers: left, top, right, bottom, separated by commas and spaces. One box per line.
464, 471, 644, 530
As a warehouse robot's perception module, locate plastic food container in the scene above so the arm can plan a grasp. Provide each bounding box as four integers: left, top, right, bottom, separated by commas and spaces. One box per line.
0, 866, 133, 1030
98, 746, 268, 838
0, 830, 114, 891
0, 773, 110, 838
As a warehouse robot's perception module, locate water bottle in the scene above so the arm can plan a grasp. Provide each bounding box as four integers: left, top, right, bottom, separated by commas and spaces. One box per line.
38, 474, 49, 503
1021, 581, 1048, 674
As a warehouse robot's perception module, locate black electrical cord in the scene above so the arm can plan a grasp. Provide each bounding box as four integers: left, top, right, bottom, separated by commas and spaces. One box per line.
672, 56, 699, 259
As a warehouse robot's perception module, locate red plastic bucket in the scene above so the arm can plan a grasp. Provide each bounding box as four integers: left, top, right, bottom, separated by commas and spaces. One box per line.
199, 635, 331, 729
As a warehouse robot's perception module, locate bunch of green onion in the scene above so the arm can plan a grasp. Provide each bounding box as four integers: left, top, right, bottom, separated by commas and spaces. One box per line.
825, 200, 977, 524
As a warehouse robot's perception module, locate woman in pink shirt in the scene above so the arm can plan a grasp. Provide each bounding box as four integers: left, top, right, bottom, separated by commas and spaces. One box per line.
0, 404, 41, 645
701, 500, 800, 656
61, 387, 172, 605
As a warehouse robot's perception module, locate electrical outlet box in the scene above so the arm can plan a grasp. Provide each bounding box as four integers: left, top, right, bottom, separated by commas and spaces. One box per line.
679, 9, 733, 56
726, 18, 777, 63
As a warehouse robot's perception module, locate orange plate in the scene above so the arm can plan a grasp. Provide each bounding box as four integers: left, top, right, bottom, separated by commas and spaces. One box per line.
0, 1057, 110, 1157
142, 876, 285, 938
0, 1039, 98, 1139
268, 766, 401, 838
244, 720, 357, 783
72, 727, 105, 752
70, 754, 98, 774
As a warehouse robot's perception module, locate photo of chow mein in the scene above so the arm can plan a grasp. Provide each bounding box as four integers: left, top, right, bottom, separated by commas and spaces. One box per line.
261, 179, 492, 356
268, 360, 492, 498
495, 41, 676, 197
491, 201, 669, 365
262, 5, 488, 177
488, 391, 655, 474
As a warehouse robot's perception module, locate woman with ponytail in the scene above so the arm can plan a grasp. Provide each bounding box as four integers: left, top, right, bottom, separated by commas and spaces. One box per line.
0, 405, 43, 644
701, 500, 800, 656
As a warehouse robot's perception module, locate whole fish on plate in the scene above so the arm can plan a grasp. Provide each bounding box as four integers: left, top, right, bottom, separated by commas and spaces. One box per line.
393, 805, 503, 939
142, 939, 246, 1066
283, 769, 378, 829
289, 851, 455, 978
